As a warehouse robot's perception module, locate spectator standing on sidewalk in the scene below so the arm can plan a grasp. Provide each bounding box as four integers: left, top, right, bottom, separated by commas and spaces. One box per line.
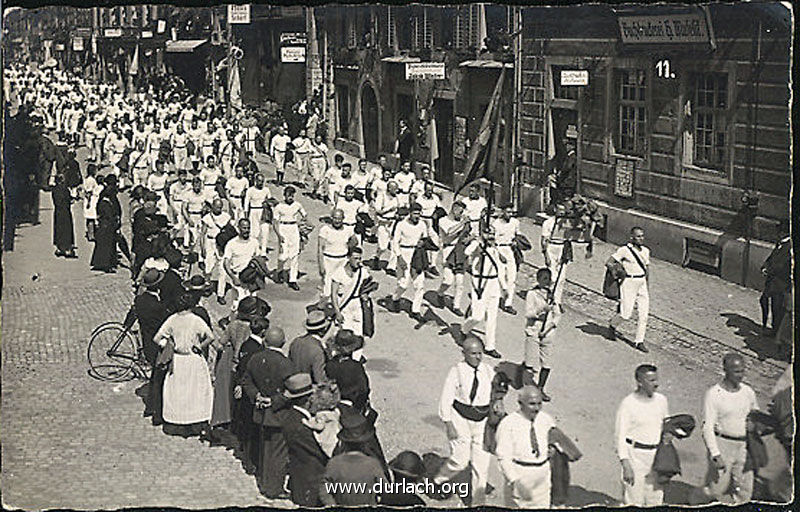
759, 219, 790, 337
394, 119, 415, 163
607, 227, 651, 353
51, 174, 77, 258
615, 364, 669, 506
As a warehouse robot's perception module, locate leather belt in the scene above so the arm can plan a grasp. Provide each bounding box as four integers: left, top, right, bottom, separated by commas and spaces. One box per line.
497, 243, 513, 247
626, 438, 659, 450
343, 222, 357, 226
513, 458, 549, 467
400, 244, 417, 249
323, 253, 347, 259
716, 432, 747, 442
471, 274, 498, 279
249, 206, 264, 209
279, 221, 297, 225
627, 274, 646, 279
452, 400, 490, 422
188, 210, 203, 215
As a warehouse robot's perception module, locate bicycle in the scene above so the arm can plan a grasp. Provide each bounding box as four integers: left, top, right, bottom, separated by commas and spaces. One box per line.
87, 306, 150, 382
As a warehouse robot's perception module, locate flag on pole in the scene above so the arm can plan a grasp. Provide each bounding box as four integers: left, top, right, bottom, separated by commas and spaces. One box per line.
546, 108, 556, 162
478, 3, 488, 51
455, 68, 505, 195
129, 44, 139, 75
229, 61, 242, 110
428, 117, 439, 164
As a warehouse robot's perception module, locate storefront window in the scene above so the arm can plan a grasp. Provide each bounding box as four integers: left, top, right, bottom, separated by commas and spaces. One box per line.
691, 72, 728, 170
616, 69, 647, 156
336, 85, 350, 136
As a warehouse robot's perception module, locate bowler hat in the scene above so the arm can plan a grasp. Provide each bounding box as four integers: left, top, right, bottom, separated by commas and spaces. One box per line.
141, 268, 164, 287
305, 310, 330, 331
333, 329, 363, 355
337, 413, 374, 444
389, 451, 426, 481
236, 296, 260, 320
183, 275, 210, 291
283, 373, 313, 400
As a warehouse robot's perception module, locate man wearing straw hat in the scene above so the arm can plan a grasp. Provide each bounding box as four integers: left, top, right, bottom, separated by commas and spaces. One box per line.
288, 310, 332, 385
280, 373, 330, 506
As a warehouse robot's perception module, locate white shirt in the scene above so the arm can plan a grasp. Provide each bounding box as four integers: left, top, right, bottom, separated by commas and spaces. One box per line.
463, 197, 488, 223
202, 211, 232, 239
612, 243, 650, 278
335, 198, 367, 226
493, 218, 519, 246
465, 240, 501, 278
702, 383, 758, 457
223, 236, 260, 273
273, 201, 306, 225
416, 194, 441, 219
270, 133, 291, 154
244, 186, 271, 211
319, 225, 351, 258
394, 171, 415, 194
615, 392, 669, 460
496, 410, 557, 482
392, 219, 430, 255
438, 361, 494, 422
226, 177, 249, 200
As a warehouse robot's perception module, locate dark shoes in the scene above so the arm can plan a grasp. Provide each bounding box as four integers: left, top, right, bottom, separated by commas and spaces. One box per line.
541, 390, 551, 402
500, 305, 517, 315
216, 296, 227, 305
288, 282, 300, 291
484, 349, 502, 359
634, 343, 649, 353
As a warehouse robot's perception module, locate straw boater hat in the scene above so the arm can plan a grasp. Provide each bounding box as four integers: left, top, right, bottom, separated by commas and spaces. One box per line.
305, 310, 330, 332
283, 373, 313, 400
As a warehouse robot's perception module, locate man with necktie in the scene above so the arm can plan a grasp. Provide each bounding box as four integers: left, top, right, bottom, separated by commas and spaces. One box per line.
432, 336, 494, 505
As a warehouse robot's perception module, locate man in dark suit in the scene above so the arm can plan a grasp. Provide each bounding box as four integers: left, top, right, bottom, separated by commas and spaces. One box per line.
760, 220, 791, 336
280, 373, 329, 507
133, 269, 169, 422
288, 310, 330, 384
242, 326, 296, 498
233, 317, 269, 473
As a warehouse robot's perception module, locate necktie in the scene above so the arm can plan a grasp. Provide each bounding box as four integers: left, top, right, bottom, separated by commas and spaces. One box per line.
469, 367, 479, 403
530, 420, 540, 457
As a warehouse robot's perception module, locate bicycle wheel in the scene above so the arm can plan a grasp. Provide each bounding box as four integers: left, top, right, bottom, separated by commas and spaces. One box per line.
87, 322, 138, 382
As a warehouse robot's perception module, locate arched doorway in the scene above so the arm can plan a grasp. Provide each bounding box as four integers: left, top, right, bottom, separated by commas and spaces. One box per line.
360, 83, 380, 161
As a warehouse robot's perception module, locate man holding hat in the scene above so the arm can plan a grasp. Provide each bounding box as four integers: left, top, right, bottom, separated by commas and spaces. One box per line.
242, 326, 296, 499
280, 373, 330, 506
437, 200, 471, 316
288, 310, 332, 385
200, 198, 232, 288
331, 246, 376, 347
319, 414, 386, 506
493, 203, 521, 315
432, 336, 494, 505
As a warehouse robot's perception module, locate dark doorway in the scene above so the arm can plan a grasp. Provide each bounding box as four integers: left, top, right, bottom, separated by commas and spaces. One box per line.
433, 98, 454, 186
551, 108, 578, 166
361, 84, 380, 161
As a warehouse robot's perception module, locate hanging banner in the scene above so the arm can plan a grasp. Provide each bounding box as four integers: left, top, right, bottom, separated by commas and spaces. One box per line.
618, 14, 709, 44
72, 37, 84, 51
281, 46, 306, 63
406, 62, 445, 80
228, 5, 251, 24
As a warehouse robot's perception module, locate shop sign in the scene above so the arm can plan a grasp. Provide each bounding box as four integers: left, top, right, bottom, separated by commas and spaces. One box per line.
104, 28, 122, 38
55, 43, 65, 51
618, 14, 709, 44
614, 157, 636, 197
280, 32, 307, 46
72, 37, 84, 51
228, 5, 251, 24
141, 31, 153, 39
281, 46, 306, 63
560, 70, 588, 86
406, 62, 445, 80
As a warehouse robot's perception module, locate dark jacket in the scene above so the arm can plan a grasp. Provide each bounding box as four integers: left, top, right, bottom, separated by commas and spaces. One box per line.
280, 406, 330, 507
157, 269, 185, 314
288, 334, 328, 384
410, 237, 439, 274
652, 414, 697, 481
242, 347, 296, 427
325, 357, 370, 411
548, 426, 582, 505
763, 239, 791, 292
133, 291, 168, 348
336, 402, 389, 476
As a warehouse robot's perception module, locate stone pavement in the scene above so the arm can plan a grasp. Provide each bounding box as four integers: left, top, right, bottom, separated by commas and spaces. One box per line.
1, 144, 790, 510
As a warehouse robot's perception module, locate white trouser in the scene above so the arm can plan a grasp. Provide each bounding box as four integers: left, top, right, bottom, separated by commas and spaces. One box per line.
229, 196, 244, 221
394, 248, 425, 314
622, 445, 663, 506
273, 150, 286, 172
524, 320, 554, 371
322, 255, 347, 297
247, 209, 270, 252
546, 243, 567, 305
441, 269, 465, 311
505, 463, 551, 508
310, 157, 326, 189
468, 279, 501, 351
435, 412, 490, 506
701, 437, 753, 504
278, 223, 300, 283
618, 277, 649, 344
203, 237, 222, 278
229, 281, 251, 311
498, 245, 516, 307
150, 150, 160, 171
377, 223, 397, 270
185, 215, 202, 249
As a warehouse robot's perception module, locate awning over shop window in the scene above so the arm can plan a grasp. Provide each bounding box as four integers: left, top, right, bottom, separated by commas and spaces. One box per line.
165, 39, 207, 53
458, 60, 513, 69
381, 56, 421, 63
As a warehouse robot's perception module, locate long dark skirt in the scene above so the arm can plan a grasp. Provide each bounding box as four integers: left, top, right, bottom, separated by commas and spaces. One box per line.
53, 202, 74, 252
210, 345, 235, 428
91, 222, 117, 270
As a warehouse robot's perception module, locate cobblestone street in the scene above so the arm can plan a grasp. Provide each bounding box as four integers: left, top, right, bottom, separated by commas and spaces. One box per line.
1, 150, 790, 509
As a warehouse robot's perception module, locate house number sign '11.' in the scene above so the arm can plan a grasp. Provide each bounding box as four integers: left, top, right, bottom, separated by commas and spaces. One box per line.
655, 59, 675, 79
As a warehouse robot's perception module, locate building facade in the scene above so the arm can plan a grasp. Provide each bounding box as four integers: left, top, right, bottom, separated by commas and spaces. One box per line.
516, 3, 792, 288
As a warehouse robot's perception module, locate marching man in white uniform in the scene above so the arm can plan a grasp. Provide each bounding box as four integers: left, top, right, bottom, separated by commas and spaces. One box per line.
272, 185, 308, 290
437, 200, 470, 316
269, 124, 291, 185
615, 364, 670, 506
317, 209, 357, 301
540, 202, 569, 307
226, 164, 249, 221
373, 180, 401, 272
200, 198, 232, 292
607, 226, 651, 353
168, 170, 191, 241
222, 219, 261, 311
493, 203, 521, 315
432, 336, 494, 506
146, 159, 169, 216
522, 268, 560, 401
331, 246, 370, 344
130, 139, 151, 188
335, 184, 368, 239
244, 172, 272, 255
463, 184, 488, 234
460, 228, 504, 359
182, 177, 207, 251
387, 203, 434, 322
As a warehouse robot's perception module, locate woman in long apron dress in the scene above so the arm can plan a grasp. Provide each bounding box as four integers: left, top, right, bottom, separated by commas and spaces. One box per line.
90, 175, 122, 272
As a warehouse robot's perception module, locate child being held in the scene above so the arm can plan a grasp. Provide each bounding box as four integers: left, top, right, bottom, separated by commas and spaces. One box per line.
303, 381, 341, 457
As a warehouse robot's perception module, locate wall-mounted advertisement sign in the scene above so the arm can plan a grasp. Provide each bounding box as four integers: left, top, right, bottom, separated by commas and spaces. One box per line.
618, 14, 709, 44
